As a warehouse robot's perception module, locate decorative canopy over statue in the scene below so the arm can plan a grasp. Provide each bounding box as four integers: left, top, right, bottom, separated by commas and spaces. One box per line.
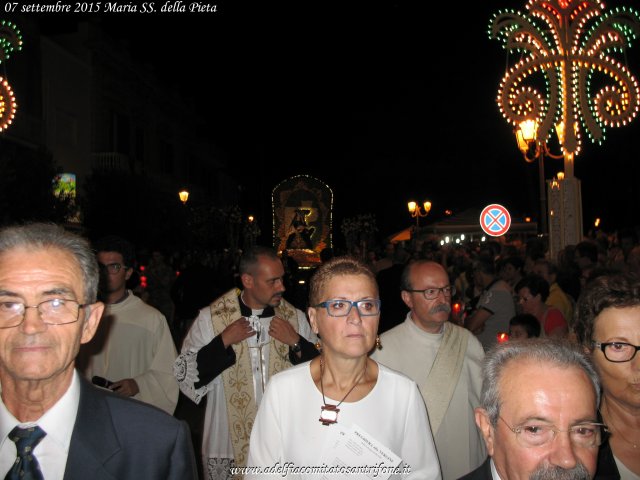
272, 175, 333, 267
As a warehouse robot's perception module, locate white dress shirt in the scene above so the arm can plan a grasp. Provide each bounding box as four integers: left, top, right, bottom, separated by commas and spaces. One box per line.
0, 370, 81, 480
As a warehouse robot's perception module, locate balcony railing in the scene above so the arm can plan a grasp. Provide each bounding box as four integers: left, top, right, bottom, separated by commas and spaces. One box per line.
91, 152, 130, 171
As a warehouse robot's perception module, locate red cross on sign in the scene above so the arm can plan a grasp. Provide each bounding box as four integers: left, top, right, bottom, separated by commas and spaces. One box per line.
480, 204, 511, 237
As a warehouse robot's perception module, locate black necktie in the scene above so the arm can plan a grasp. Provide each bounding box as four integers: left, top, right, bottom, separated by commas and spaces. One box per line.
5, 426, 46, 480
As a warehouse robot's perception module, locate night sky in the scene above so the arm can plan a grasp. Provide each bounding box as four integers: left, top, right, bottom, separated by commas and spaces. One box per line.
28, 0, 640, 238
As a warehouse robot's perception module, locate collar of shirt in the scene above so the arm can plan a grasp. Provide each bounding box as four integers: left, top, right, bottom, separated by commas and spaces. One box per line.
0, 370, 81, 477
490, 458, 503, 480
238, 292, 275, 319
35, 370, 80, 453
407, 312, 445, 336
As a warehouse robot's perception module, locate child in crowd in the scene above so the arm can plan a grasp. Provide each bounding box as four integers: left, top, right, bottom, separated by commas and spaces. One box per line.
508, 313, 541, 340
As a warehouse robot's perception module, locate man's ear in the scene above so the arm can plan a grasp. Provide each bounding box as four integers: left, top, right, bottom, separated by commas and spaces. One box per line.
240, 273, 253, 290
475, 407, 495, 456
125, 267, 133, 281
81, 302, 105, 344
401, 290, 413, 310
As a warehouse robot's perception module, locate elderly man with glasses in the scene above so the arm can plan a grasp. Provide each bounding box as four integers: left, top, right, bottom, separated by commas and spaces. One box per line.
372, 260, 486, 480
461, 338, 605, 480
0, 223, 197, 479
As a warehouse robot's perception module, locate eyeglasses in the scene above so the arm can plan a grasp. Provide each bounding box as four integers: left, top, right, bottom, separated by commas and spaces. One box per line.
314, 299, 381, 317
98, 262, 127, 274
0, 298, 87, 329
592, 341, 640, 362
499, 416, 607, 448
405, 285, 456, 300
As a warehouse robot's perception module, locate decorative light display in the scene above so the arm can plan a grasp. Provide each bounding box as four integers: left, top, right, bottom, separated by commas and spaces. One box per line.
0, 20, 22, 132
0, 20, 22, 63
0, 77, 16, 131
490, 0, 640, 156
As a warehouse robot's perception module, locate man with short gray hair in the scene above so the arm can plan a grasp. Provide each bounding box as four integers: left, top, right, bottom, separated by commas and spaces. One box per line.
460, 338, 604, 480
0, 223, 197, 479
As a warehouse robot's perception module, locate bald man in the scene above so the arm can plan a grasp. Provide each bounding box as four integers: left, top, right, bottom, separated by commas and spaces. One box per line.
372, 260, 485, 480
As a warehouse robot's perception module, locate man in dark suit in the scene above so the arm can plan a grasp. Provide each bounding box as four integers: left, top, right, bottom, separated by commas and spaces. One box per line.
0, 223, 197, 479
460, 339, 604, 480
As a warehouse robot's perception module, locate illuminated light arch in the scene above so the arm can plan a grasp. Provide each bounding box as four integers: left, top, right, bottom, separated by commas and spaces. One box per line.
0, 20, 22, 64
0, 77, 16, 132
490, 0, 640, 156
0, 20, 22, 132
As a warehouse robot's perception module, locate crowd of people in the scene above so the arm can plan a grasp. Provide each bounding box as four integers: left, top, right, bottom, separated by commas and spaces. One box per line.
0, 221, 638, 480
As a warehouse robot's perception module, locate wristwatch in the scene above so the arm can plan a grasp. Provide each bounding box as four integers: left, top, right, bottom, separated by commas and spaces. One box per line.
291, 339, 302, 353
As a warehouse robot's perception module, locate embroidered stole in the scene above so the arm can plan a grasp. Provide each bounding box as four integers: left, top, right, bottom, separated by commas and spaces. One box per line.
209, 288, 298, 469
421, 322, 469, 435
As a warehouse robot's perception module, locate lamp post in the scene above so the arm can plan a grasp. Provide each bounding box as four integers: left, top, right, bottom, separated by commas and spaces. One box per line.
178, 190, 189, 205
243, 215, 259, 250
515, 119, 565, 236
490, 0, 640, 258
408, 200, 431, 227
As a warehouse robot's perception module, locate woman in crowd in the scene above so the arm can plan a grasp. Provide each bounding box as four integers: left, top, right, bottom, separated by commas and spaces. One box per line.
515, 274, 568, 338
574, 273, 640, 479
247, 256, 440, 479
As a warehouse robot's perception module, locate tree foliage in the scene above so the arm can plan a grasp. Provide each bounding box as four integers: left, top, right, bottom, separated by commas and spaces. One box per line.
0, 141, 73, 225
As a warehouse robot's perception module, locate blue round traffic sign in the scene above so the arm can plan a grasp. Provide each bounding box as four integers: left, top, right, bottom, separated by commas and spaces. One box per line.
480, 204, 511, 237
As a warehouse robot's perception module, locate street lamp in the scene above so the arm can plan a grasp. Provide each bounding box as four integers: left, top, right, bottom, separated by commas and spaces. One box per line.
515, 119, 564, 236
408, 200, 432, 227
243, 214, 260, 249
178, 190, 189, 205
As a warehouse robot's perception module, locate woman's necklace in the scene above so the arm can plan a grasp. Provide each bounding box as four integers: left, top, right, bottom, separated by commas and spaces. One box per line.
319, 356, 367, 426
603, 404, 638, 449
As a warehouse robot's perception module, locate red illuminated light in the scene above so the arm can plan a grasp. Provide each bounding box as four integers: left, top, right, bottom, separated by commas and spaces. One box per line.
497, 332, 509, 343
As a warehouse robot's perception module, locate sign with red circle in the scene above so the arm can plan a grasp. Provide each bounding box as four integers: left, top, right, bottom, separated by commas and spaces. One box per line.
480, 204, 511, 237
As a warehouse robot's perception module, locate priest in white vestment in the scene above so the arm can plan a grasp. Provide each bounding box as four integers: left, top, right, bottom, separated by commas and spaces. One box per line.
79, 235, 179, 414
174, 246, 318, 479
372, 260, 486, 480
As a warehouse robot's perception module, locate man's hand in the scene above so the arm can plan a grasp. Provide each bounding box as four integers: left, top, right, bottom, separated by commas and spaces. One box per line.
221, 317, 256, 348
269, 316, 299, 346
110, 378, 140, 397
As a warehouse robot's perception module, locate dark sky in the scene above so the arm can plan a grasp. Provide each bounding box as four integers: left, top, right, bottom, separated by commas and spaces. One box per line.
32, 0, 640, 237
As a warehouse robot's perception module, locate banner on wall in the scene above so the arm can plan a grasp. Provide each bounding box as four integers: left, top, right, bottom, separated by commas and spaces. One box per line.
272, 175, 333, 267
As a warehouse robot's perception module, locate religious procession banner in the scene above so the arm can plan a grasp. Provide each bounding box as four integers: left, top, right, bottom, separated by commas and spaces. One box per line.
272, 175, 333, 267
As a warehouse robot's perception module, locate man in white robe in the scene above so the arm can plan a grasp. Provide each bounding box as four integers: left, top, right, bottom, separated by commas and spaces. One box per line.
372, 260, 485, 480
174, 246, 318, 480
79, 235, 179, 414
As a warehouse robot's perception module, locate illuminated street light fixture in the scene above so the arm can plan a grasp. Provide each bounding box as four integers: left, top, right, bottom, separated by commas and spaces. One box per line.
178, 190, 189, 205
408, 200, 432, 227
514, 118, 565, 235
515, 119, 565, 163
